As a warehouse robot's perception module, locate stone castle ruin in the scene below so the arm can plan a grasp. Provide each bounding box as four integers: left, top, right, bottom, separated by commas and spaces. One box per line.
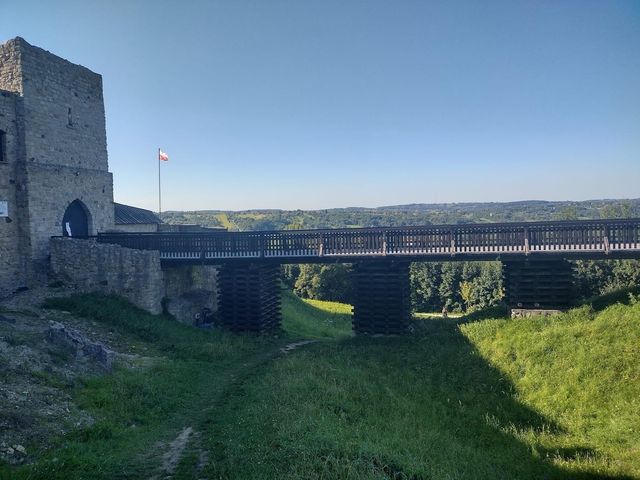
0, 37, 114, 295
0, 37, 215, 321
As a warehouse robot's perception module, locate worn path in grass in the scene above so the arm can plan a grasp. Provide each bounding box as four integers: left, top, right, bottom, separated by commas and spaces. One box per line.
0, 294, 291, 479
3, 290, 639, 479
1, 290, 339, 480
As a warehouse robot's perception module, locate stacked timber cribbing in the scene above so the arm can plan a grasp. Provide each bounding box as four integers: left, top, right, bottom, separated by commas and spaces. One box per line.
502, 259, 575, 310
352, 261, 411, 335
218, 263, 281, 333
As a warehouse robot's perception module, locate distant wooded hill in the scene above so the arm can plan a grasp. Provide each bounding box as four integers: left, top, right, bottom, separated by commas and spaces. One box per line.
160, 199, 640, 231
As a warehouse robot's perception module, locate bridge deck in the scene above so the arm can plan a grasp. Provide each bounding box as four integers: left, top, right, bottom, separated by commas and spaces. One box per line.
97, 218, 640, 264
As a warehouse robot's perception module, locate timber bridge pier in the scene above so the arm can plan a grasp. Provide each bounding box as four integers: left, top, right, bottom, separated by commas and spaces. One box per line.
98, 218, 640, 334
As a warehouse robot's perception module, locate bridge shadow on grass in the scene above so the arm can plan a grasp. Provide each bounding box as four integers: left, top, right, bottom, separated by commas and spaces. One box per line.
215, 303, 635, 479
584, 285, 640, 312
328, 320, 633, 480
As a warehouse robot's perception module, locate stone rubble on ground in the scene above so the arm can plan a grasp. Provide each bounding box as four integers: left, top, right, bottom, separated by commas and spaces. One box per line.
47, 321, 116, 370
0, 286, 151, 466
0, 442, 27, 462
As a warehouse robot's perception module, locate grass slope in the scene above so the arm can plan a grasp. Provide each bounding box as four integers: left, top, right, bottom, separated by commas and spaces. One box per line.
2, 292, 639, 479
462, 303, 640, 478
202, 300, 640, 479
281, 289, 353, 340
1, 294, 279, 480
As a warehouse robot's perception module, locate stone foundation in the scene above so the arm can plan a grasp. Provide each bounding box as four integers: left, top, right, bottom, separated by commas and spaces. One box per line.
163, 265, 218, 325
510, 308, 563, 319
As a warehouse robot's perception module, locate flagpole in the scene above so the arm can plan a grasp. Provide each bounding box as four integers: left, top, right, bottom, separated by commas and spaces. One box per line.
158, 147, 161, 214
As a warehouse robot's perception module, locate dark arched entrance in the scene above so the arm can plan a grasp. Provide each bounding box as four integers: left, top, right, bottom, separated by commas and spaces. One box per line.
62, 200, 89, 237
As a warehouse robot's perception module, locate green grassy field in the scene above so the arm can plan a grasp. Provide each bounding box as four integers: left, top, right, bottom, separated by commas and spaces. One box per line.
282, 290, 353, 339
2, 291, 639, 479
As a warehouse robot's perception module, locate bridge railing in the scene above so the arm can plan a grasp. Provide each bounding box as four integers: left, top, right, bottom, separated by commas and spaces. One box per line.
97, 218, 640, 260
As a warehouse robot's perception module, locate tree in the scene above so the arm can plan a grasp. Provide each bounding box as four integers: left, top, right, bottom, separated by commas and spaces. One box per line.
556, 205, 579, 220
281, 264, 300, 289
600, 201, 633, 219
460, 281, 473, 311
466, 262, 503, 311
573, 260, 611, 298
439, 263, 464, 312
573, 259, 640, 299
293, 264, 322, 299
293, 264, 354, 303
410, 263, 443, 312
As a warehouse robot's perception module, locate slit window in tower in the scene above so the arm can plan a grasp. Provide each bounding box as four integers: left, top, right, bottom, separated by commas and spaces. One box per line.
0, 130, 6, 162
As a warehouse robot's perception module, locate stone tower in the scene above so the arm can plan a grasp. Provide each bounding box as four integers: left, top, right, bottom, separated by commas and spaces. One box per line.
0, 37, 115, 296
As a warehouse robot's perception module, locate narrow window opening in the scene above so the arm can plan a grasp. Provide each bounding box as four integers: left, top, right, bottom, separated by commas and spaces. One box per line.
67, 107, 73, 127
0, 130, 6, 162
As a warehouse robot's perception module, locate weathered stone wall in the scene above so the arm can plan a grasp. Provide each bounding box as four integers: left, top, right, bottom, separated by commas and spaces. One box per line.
0, 89, 29, 296
50, 237, 164, 314
163, 265, 219, 325
13, 37, 114, 259
49, 238, 221, 322
0, 42, 22, 93
26, 164, 114, 259
0, 36, 115, 293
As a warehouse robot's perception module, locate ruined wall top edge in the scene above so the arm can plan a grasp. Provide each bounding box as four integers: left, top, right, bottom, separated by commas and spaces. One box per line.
0, 36, 109, 172
0, 37, 102, 95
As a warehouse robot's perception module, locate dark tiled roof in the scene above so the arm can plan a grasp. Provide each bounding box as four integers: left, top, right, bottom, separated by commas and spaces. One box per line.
114, 203, 162, 225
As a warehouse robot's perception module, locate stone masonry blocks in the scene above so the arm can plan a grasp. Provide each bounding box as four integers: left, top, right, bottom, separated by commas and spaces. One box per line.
50, 237, 164, 314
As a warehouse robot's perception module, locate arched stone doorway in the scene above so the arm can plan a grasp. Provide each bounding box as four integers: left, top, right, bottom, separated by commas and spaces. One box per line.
62, 200, 90, 237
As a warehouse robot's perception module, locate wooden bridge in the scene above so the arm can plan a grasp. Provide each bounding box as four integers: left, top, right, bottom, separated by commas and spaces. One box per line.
97, 218, 640, 335
98, 218, 640, 263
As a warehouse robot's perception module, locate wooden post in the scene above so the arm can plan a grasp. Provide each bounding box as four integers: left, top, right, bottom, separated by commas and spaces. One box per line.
450, 229, 456, 256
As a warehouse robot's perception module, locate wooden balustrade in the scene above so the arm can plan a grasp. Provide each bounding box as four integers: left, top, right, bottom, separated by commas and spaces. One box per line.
97, 218, 640, 262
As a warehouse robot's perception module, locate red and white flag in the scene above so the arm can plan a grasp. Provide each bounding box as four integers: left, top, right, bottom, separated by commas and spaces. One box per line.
159, 149, 169, 161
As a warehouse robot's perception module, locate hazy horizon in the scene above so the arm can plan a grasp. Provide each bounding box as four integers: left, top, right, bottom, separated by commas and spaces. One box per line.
157, 196, 640, 214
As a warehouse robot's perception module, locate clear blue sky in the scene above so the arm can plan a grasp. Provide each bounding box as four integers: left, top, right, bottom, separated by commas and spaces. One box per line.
2, 0, 639, 211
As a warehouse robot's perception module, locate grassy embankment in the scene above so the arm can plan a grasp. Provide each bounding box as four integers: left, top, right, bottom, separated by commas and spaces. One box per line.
2, 290, 639, 479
